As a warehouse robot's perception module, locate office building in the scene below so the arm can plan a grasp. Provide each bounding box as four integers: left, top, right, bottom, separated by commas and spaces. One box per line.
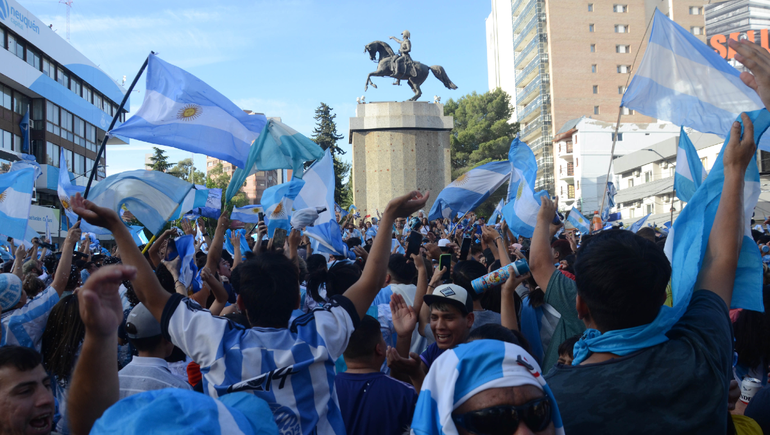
205, 156, 287, 205
486, 0, 517, 122
552, 117, 679, 213
487, 0, 708, 194
1, 0, 128, 241
614, 130, 723, 225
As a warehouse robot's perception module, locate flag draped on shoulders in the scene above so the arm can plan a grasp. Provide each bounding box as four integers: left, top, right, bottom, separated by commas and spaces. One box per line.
674, 127, 707, 202
0, 169, 34, 240
428, 161, 511, 222
621, 9, 770, 149
109, 54, 268, 168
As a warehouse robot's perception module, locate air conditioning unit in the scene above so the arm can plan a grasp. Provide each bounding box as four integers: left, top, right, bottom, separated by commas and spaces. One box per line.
662, 195, 671, 203
633, 201, 642, 208
661, 162, 669, 169
633, 170, 641, 177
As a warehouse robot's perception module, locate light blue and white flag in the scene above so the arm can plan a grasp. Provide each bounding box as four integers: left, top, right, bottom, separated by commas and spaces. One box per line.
174, 234, 196, 288
57, 148, 86, 227
629, 213, 651, 233
12, 225, 40, 250
10, 154, 41, 181
428, 161, 511, 221
19, 109, 30, 154
674, 127, 707, 202
567, 206, 591, 234
621, 9, 770, 149
335, 203, 348, 219
129, 226, 149, 246
168, 186, 210, 221
507, 134, 537, 202
501, 169, 549, 239
231, 205, 264, 224
261, 179, 305, 237
225, 120, 325, 203
84, 170, 195, 234
0, 169, 34, 241
294, 150, 350, 258
601, 182, 617, 221
488, 199, 505, 225
224, 229, 251, 260
110, 54, 268, 168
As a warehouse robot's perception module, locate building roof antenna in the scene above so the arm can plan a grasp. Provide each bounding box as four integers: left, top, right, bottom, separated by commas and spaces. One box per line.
58, 0, 73, 42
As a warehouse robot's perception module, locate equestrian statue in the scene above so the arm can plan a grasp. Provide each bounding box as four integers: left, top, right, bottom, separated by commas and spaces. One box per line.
364, 30, 457, 102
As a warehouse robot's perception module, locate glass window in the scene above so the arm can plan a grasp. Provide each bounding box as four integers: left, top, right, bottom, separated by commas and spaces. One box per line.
612, 132, 624, 141
644, 171, 652, 183
590, 44, 595, 52
593, 85, 598, 94
593, 106, 600, 115
615, 24, 628, 33
700, 156, 708, 169
7, 33, 16, 55
94, 94, 103, 111
46, 142, 59, 166
591, 64, 597, 73
691, 26, 704, 35
83, 86, 92, 103
1, 130, 11, 150
26, 48, 40, 70
617, 65, 630, 73
646, 204, 653, 214
86, 124, 96, 142
616, 45, 630, 53
630, 208, 635, 218
57, 68, 68, 87
62, 149, 73, 172
618, 86, 625, 94
589, 24, 595, 32
14, 38, 24, 60
690, 6, 702, 15
70, 78, 81, 96
86, 157, 94, 173
588, 3, 593, 11
74, 154, 85, 175
13, 92, 29, 115
0, 28, 4, 50
621, 107, 634, 115
32, 99, 43, 122
628, 179, 634, 188
0, 85, 11, 110
614, 4, 627, 13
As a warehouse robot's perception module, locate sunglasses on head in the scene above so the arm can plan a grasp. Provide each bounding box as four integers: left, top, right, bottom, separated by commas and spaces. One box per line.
452, 397, 551, 435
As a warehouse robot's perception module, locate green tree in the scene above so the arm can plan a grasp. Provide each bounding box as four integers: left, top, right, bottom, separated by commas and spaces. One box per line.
443, 89, 518, 218
168, 158, 206, 184
206, 163, 249, 207
311, 103, 349, 204
146, 147, 171, 173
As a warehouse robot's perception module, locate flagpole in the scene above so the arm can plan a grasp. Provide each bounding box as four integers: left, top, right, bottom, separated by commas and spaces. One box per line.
83, 52, 154, 199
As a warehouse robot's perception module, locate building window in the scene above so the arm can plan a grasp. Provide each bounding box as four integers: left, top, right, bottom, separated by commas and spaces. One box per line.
7, 33, 17, 56
644, 171, 652, 183
612, 132, 624, 141
13, 92, 29, 115
614, 4, 627, 13
62, 149, 73, 172
577, 180, 580, 189
86, 124, 97, 152
700, 156, 708, 170
13, 38, 24, 60
42, 58, 53, 78
0, 27, 4, 50
568, 184, 575, 199
618, 86, 626, 94
57, 68, 68, 88
70, 78, 81, 97
630, 208, 635, 218
46, 101, 61, 136
86, 158, 94, 174
1, 130, 12, 151
628, 179, 634, 188
74, 154, 85, 175
593, 106, 600, 115
617, 65, 631, 73
621, 107, 634, 115
593, 85, 598, 94
589, 24, 595, 32
615, 24, 628, 33
646, 204, 653, 215
590, 44, 595, 52
83, 86, 92, 104
588, 3, 593, 11
74, 116, 86, 147
94, 94, 103, 112
690, 6, 702, 15
0, 85, 10, 110
592, 64, 597, 73
616, 44, 630, 53
47, 142, 60, 166
691, 26, 704, 35
26, 48, 41, 70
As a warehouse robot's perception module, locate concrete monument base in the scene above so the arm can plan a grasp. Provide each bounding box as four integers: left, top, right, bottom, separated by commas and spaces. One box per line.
350, 101, 453, 217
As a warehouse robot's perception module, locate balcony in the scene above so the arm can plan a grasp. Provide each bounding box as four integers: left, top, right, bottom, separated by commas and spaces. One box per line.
513, 1, 536, 34
512, 0, 532, 17
516, 75, 542, 107
521, 118, 541, 141
558, 141, 574, 159
517, 53, 547, 86
515, 36, 539, 68
518, 96, 543, 123
514, 16, 538, 50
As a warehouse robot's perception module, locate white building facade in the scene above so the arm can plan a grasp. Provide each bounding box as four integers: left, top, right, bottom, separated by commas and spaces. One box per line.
486, 0, 517, 122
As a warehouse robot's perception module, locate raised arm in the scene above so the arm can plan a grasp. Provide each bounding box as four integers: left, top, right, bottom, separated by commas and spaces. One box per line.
694, 115, 756, 306
343, 191, 429, 320
204, 212, 230, 274
501, 268, 528, 331
231, 231, 243, 269
201, 267, 229, 316
10, 243, 25, 281
530, 196, 561, 292
148, 229, 174, 269
72, 193, 170, 322
51, 222, 81, 297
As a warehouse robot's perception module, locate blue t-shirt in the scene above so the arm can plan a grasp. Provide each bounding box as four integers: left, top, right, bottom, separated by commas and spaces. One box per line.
335, 372, 417, 435
419, 343, 446, 370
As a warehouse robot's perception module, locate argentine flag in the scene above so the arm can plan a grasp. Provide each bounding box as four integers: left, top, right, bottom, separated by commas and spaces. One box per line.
85, 170, 195, 234
674, 127, 707, 202
225, 120, 325, 203
621, 9, 770, 149
567, 206, 591, 234
428, 161, 511, 221
500, 139, 548, 238
57, 148, 86, 227
629, 213, 651, 233
110, 54, 268, 168
129, 226, 149, 246
294, 150, 349, 257
231, 205, 264, 224
261, 179, 305, 237
665, 109, 769, 313
0, 169, 34, 241
602, 182, 617, 221
507, 134, 537, 202
488, 199, 505, 225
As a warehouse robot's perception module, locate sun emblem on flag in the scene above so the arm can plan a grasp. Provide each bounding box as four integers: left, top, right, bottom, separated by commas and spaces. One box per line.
271, 202, 289, 219
59, 195, 70, 210
516, 182, 524, 200
454, 172, 469, 186
0, 189, 7, 203
177, 104, 203, 121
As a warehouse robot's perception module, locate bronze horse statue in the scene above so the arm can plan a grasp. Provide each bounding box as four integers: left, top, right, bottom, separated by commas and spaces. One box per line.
364, 41, 457, 101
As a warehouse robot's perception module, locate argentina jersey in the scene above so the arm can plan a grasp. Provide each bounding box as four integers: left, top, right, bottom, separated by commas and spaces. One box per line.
0, 286, 60, 351
161, 293, 359, 435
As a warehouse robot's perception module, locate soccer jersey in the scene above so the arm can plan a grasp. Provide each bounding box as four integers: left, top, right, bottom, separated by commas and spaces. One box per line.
161, 293, 359, 435
1, 286, 59, 351
119, 356, 192, 399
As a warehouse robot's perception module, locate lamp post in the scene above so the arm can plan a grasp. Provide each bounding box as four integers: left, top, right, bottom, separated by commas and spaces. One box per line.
643, 148, 676, 224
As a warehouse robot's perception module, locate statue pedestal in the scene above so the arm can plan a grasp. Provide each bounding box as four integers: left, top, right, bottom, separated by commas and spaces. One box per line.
350, 101, 453, 217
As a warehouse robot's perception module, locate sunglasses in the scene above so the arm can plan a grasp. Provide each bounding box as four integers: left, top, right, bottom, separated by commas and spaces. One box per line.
452, 397, 551, 435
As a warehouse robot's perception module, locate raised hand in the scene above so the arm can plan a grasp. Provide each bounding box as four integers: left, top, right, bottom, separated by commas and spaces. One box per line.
386, 347, 422, 378
65, 221, 82, 246
390, 293, 417, 338
77, 265, 137, 337
71, 193, 121, 230
723, 113, 756, 176
729, 38, 770, 110
180, 219, 195, 236
384, 191, 430, 220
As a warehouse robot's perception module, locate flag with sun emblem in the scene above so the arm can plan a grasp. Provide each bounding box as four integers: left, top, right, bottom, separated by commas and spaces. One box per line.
261, 179, 305, 237
109, 54, 268, 169
566, 206, 591, 234
57, 149, 86, 228
428, 161, 511, 222
230, 205, 264, 224
0, 168, 34, 240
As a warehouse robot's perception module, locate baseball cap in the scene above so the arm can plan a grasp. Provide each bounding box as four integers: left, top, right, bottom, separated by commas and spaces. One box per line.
125, 303, 161, 339
423, 284, 473, 315
0, 273, 22, 311
437, 239, 452, 248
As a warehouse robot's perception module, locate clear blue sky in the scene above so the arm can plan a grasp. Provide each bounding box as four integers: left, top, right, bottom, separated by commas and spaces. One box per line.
22, 0, 491, 176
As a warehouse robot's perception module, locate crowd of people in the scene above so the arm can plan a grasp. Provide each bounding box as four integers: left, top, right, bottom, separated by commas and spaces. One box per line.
0, 37, 770, 435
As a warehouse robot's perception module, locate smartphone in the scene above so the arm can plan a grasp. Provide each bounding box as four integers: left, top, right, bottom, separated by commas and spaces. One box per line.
258, 212, 265, 223
405, 230, 423, 257
273, 228, 288, 249
438, 254, 452, 283
164, 239, 178, 261
460, 235, 472, 260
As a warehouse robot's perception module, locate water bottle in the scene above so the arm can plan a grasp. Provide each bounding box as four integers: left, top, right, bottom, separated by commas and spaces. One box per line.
471, 259, 530, 294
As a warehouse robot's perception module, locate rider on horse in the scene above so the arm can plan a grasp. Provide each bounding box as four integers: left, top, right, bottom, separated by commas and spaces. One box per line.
389, 30, 415, 85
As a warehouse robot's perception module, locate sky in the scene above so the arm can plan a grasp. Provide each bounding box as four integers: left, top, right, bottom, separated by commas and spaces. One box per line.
20, 0, 492, 177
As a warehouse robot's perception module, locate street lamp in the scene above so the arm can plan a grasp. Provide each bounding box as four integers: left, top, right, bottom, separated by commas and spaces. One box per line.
642, 148, 676, 224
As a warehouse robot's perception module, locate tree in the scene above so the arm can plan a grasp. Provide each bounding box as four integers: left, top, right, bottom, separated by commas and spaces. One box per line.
168, 158, 206, 185
146, 147, 171, 173
443, 89, 519, 218
206, 163, 249, 207
311, 103, 349, 204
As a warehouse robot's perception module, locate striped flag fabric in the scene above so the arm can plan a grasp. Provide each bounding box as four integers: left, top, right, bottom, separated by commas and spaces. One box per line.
0, 169, 34, 240
488, 199, 505, 225
674, 127, 707, 202
629, 213, 651, 233
428, 161, 511, 222
261, 179, 305, 237
567, 206, 591, 234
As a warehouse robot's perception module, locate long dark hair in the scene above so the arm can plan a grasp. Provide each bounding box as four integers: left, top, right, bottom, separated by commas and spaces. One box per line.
41, 295, 85, 388
306, 258, 361, 303
734, 287, 770, 369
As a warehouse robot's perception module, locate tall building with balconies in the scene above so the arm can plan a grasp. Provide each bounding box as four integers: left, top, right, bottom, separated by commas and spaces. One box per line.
490, 0, 708, 196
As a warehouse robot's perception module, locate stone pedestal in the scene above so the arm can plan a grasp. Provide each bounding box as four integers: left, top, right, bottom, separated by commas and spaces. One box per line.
350, 101, 453, 216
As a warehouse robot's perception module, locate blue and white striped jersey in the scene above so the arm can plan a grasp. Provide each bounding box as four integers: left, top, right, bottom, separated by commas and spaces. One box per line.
1, 286, 59, 351
161, 293, 359, 435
